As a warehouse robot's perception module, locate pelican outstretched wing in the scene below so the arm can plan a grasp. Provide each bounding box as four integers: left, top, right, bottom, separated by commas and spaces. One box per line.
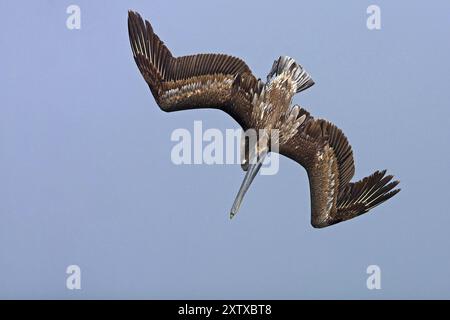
128, 11, 262, 129
280, 107, 400, 228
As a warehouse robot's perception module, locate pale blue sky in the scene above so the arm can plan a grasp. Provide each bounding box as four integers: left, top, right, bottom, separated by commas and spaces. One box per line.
1, 0, 450, 299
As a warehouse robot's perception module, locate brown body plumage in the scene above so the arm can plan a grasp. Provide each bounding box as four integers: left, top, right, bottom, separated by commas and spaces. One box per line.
128, 11, 400, 228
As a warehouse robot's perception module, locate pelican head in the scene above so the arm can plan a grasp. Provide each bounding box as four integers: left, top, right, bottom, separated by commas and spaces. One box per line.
230, 130, 271, 219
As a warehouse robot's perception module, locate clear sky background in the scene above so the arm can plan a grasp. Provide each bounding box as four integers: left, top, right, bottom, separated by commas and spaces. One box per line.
1, 0, 449, 299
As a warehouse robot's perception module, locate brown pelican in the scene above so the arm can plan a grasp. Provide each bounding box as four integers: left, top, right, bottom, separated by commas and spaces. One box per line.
127, 11, 400, 228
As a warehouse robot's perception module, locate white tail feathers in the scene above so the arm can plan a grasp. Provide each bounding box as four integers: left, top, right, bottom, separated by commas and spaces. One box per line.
267, 56, 315, 93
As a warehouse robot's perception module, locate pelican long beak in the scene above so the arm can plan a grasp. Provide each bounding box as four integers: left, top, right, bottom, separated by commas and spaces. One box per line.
230, 151, 267, 219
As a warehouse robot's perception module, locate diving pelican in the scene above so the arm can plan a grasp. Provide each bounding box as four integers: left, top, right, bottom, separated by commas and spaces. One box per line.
127, 11, 400, 228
